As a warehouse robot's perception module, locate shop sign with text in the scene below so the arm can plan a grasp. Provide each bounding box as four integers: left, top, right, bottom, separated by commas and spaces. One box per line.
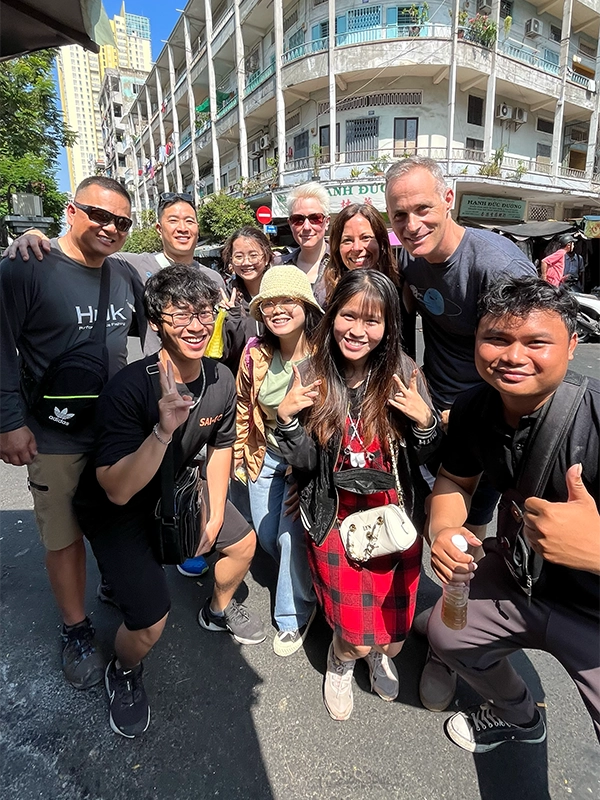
459, 194, 526, 221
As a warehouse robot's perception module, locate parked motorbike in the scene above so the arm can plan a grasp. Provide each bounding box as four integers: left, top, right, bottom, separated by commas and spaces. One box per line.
572, 288, 600, 343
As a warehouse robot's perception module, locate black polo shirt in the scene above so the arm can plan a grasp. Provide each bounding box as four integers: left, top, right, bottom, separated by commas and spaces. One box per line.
441, 375, 600, 620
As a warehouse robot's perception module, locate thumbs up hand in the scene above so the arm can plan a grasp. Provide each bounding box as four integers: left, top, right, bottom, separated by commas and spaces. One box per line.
523, 464, 600, 575
277, 364, 321, 425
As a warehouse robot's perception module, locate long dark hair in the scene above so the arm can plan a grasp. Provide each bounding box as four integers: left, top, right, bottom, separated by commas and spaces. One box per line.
324, 204, 398, 303
307, 270, 408, 447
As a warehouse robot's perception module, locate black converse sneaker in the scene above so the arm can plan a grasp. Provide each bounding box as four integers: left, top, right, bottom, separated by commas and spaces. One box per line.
198, 598, 266, 644
105, 658, 150, 738
61, 617, 105, 689
445, 703, 547, 752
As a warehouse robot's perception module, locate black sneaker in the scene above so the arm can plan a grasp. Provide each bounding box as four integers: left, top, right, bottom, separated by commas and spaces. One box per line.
97, 579, 119, 608
198, 598, 266, 644
61, 617, 105, 690
445, 704, 547, 752
105, 658, 150, 738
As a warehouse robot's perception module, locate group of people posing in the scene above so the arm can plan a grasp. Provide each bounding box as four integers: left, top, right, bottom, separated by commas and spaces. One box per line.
1, 157, 598, 757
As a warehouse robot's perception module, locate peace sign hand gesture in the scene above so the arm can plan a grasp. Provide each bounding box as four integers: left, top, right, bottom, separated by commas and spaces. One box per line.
388, 369, 435, 430
157, 359, 194, 439
277, 364, 321, 425
218, 286, 237, 310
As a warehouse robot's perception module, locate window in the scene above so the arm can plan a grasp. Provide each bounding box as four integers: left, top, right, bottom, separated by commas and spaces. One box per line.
245, 48, 260, 76
467, 95, 484, 126
394, 117, 418, 156
288, 29, 305, 53
346, 117, 379, 162
293, 131, 309, 159
536, 118, 554, 135
465, 137, 484, 162
319, 123, 340, 160
550, 25, 561, 43
347, 6, 382, 31
118, 155, 126, 167
221, 173, 228, 188
500, 1, 513, 20
536, 142, 552, 173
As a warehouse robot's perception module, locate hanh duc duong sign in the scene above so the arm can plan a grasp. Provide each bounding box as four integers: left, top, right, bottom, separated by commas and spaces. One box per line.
459, 195, 526, 221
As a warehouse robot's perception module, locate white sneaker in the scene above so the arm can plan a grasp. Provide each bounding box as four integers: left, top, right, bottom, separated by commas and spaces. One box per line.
323, 642, 355, 721
366, 650, 399, 701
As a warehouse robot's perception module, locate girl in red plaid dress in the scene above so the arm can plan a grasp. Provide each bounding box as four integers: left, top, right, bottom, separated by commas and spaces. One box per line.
276, 270, 441, 720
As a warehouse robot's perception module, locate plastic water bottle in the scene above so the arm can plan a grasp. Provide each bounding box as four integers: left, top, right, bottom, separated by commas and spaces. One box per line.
441, 534, 469, 630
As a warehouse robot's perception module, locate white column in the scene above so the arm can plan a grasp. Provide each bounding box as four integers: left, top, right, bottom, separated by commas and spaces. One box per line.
482, 1, 500, 159
274, 0, 285, 186
585, 38, 600, 178
328, 0, 336, 179
167, 44, 184, 192
551, 0, 573, 177
234, 0, 249, 180
446, 0, 461, 163
155, 68, 169, 192
184, 15, 201, 204
204, 0, 221, 192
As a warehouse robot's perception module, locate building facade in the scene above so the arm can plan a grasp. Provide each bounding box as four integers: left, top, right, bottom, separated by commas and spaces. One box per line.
122, 0, 600, 227
57, 3, 152, 193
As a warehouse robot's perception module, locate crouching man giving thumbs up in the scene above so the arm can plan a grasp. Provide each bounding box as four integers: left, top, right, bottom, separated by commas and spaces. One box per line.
425, 276, 600, 753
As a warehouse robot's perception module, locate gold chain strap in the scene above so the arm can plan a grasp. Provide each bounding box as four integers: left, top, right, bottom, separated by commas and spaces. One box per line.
388, 435, 404, 507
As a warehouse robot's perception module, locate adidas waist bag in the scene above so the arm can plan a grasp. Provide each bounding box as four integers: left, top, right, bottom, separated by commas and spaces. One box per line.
29, 339, 110, 433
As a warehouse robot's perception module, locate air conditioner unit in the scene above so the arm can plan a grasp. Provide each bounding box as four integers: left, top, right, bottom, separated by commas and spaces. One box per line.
513, 107, 528, 123
495, 103, 513, 120
525, 18, 541, 38
250, 139, 262, 154
476, 0, 492, 14
260, 134, 271, 150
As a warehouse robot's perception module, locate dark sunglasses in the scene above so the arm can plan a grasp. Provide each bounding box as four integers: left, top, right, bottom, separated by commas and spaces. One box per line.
288, 213, 326, 226
158, 192, 195, 209
72, 202, 133, 233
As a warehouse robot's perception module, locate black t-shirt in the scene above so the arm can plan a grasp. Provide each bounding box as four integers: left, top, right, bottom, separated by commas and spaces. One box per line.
74, 354, 236, 533
441, 376, 600, 620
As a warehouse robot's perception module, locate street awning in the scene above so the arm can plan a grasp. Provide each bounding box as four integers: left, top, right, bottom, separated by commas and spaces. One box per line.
0, 0, 115, 61
491, 220, 575, 241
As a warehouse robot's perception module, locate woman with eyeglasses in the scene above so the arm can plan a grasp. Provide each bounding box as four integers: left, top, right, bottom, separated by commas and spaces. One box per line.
276, 183, 331, 306
217, 226, 274, 373
323, 204, 399, 305
234, 266, 323, 657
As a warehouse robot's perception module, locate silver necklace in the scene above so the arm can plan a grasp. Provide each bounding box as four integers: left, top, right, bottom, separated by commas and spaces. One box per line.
344, 369, 372, 468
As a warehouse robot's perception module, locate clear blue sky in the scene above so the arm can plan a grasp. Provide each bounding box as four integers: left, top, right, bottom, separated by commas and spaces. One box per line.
56, 0, 181, 192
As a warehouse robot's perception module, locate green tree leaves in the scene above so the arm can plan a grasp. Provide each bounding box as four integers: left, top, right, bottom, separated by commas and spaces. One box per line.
197, 192, 255, 242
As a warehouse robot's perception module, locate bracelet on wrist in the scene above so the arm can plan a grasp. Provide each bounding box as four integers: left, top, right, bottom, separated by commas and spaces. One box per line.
152, 423, 172, 446
412, 419, 437, 437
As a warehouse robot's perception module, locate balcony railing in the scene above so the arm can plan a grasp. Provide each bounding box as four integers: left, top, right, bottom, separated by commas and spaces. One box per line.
216, 94, 238, 120
567, 68, 591, 87
244, 62, 275, 97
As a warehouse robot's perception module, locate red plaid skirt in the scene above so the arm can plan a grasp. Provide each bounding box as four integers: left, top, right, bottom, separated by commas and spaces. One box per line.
306, 428, 422, 646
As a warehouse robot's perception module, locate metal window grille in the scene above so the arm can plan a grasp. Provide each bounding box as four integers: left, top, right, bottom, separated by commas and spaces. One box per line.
346, 117, 379, 162
286, 112, 301, 131
318, 91, 422, 115
528, 204, 555, 221
283, 10, 298, 33
348, 6, 382, 30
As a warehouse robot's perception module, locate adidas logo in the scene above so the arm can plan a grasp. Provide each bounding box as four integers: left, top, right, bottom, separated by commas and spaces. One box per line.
48, 407, 75, 426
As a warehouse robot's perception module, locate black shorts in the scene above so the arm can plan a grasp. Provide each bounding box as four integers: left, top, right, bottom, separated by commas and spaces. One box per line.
88, 500, 252, 631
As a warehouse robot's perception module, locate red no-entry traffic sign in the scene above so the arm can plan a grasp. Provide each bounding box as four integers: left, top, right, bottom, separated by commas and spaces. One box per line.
256, 205, 272, 225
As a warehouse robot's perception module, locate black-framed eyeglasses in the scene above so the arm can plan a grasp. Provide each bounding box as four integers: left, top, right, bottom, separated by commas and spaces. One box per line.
161, 308, 217, 328
158, 192, 195, 210
288, 213, 326, 227
72, 202, 133, 233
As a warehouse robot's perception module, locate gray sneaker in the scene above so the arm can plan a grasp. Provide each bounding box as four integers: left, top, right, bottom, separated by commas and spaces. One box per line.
61, 617, 105, 690
365, 650, 399, 701
323, 642, 355, 721
198, 598, 266, 644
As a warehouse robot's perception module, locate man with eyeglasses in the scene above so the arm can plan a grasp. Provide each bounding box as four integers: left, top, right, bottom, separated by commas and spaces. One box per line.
0, 176, 147, 691
73, 264, 265, 737
6, 191, 226, 357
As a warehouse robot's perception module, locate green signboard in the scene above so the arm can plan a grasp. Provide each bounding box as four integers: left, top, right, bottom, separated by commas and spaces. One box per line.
459, 194, 526, 221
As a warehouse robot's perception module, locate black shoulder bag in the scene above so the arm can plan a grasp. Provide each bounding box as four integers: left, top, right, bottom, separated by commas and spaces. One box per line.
488, 372, 588, 598
25, 264, 111, 433
149, 367, 204, 565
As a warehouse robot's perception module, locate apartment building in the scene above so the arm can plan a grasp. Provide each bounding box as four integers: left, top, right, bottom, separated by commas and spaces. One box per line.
57, 3, 152, 193
121, 0, 600, 227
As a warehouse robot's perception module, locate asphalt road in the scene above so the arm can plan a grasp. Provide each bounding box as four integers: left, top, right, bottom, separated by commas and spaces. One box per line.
1, 343, 598, 800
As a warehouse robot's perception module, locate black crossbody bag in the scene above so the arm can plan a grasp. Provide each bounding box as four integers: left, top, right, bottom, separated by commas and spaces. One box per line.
149, 368, 204, 565
23, 264, 111, 433
486, 371, 588, 598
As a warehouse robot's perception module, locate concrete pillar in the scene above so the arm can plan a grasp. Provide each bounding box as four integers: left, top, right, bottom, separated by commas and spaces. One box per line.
328, 0, 336, 180
155, 68, 169, 192
551, 0, 573, 177
584, 36, 600, 178
233, 0, 249, 180
167, 44, 184, 192
446, 0, 461, 163
183, 15, 201, 205
483, 1, 500, 160
274, 0, 285, 186
204, 0, 221, 192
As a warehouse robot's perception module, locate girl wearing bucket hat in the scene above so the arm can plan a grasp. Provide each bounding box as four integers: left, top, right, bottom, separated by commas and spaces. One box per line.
234, 266, 323, 656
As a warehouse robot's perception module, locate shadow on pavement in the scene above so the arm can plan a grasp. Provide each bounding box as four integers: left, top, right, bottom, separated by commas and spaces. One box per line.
1, 508, 275, 800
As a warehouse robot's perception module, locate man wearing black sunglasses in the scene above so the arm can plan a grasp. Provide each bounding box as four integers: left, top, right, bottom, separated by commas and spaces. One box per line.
8, 190, 226, 356
0, 176, 147, 693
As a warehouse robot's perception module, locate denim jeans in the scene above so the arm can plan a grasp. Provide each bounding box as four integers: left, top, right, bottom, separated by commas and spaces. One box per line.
248, 448, 315, 632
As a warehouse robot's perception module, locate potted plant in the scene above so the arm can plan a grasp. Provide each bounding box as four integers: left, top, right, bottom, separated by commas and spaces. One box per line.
467, 13, 498, 48
457, 9, 468, 38
266, 155, 279, 188
408, 3, 429, 36
311, 143, 323, 178
349, 167, 363, 179
367, 154, 391, 176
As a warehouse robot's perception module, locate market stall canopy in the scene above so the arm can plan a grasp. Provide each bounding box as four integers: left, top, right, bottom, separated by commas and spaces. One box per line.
0, 0, 115, 61
491, 220, 574, 241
